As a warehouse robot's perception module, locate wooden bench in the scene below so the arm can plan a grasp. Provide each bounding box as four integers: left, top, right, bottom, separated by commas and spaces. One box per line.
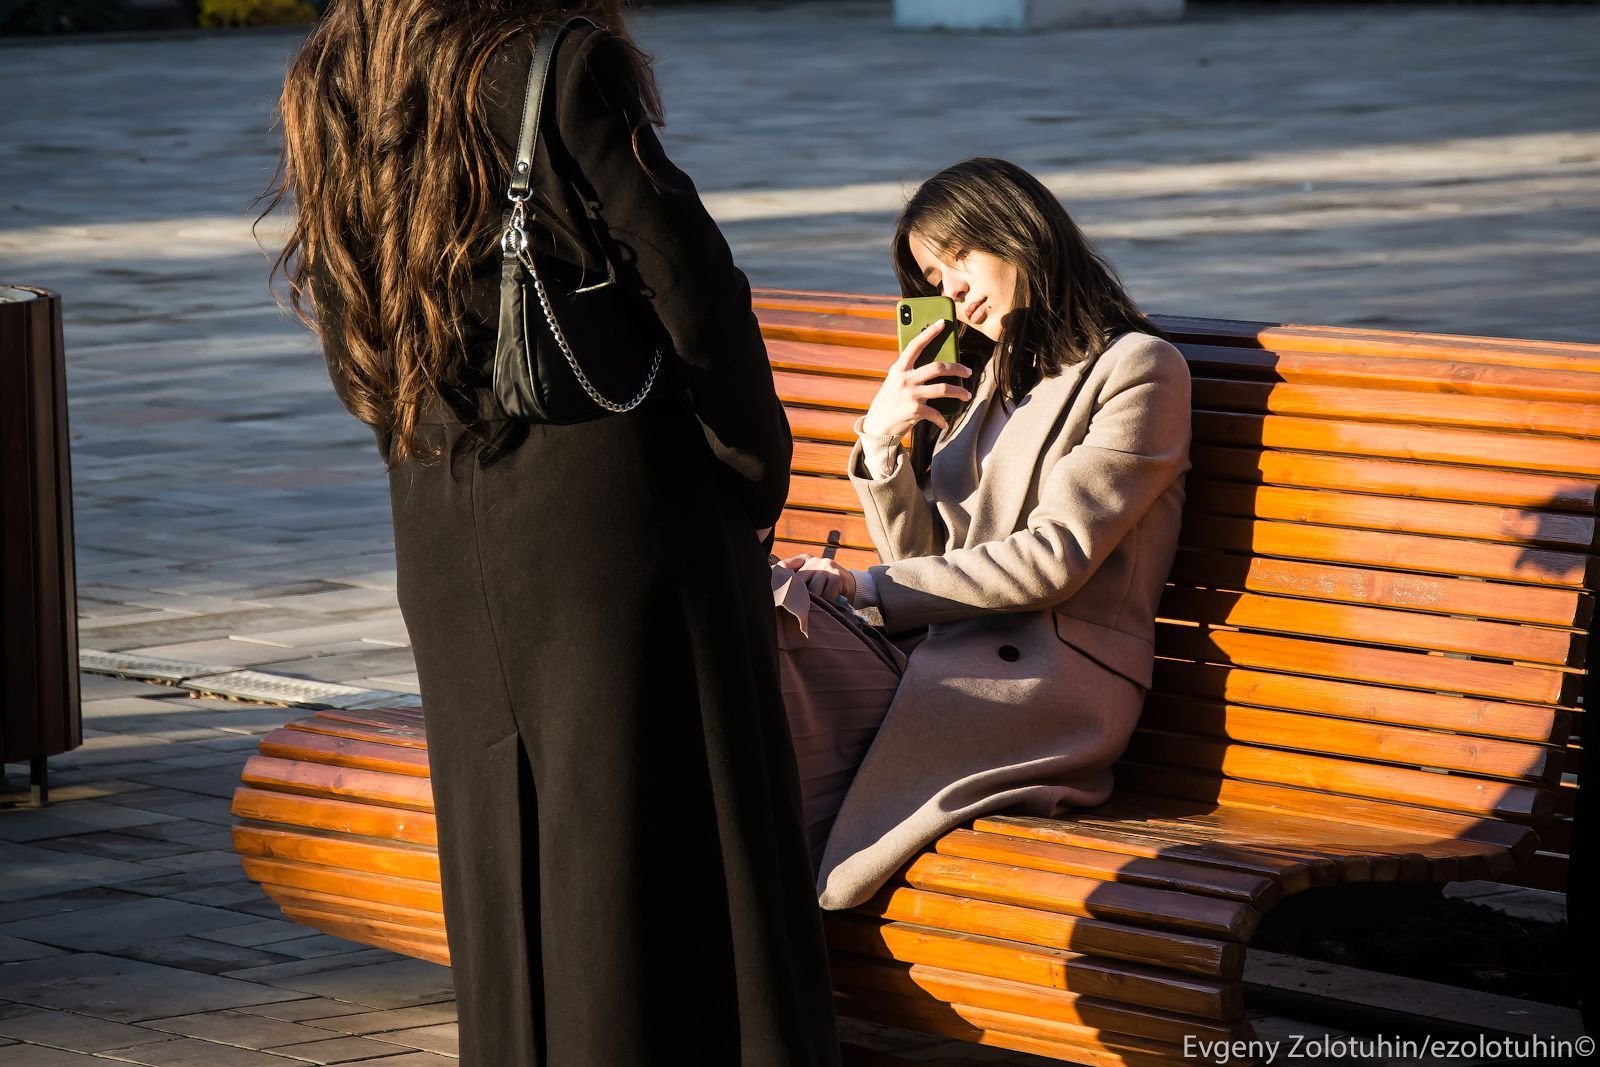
232, 289, 1595, 1065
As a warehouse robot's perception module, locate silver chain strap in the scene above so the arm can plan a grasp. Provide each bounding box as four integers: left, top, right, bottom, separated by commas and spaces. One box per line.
502, 198, 662, 414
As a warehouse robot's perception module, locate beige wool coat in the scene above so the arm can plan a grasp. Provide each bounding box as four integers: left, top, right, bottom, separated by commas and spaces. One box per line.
815, 331, 1193, 910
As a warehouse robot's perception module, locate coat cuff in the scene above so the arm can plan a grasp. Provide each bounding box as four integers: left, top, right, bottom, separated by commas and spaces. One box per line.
852, 415, 906, 481
850, 567, 880, 610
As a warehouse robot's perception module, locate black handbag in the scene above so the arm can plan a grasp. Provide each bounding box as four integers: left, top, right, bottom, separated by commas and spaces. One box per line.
492, 16, 667, 425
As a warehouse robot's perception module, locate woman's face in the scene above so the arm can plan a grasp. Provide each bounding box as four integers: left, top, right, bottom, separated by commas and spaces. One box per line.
907, 230, 1020, 342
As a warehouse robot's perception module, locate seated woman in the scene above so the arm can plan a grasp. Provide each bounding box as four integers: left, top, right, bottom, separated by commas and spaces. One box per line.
773, 157, 1193, 912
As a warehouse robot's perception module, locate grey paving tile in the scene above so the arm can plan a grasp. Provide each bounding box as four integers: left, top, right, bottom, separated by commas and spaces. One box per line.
0, 953, 304, 1022
260, 1035, 406, 1064
0, 844, 164, 904
0, 801, 180, 844
118, 770, 250, 801
0, 898, 254, 953
140, 1010, 339, 1051
0, 1009, 170, 1053
77, 611, 335, 653
228, 959, 454, 1012
131, 851, 245, 876
95, 1036, 301, 1066
120, 822, 236, 850
193, 921, 310, 951
295, 1003, 456, 1037
367, 1023, 456, 1057
0, 889, 150, 926
0, 1044, 110, 1064
251, 936, 365, 963
333, 1055, 454, 1067
25, 832, 196, 864
119, 936, 295, 976
0, 937, 67, 965
231, 1000, 367, 1024
218, 950, 400, 986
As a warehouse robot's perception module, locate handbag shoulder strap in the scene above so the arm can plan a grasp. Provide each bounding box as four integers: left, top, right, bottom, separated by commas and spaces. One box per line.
507, 15, 593, 203
504, 15, 618, 289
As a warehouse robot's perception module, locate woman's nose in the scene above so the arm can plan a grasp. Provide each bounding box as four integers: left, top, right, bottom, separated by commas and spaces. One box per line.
944, 275, 968, 303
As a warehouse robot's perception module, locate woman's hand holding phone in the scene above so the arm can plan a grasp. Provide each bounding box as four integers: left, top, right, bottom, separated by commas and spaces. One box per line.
860, 321, 974, 437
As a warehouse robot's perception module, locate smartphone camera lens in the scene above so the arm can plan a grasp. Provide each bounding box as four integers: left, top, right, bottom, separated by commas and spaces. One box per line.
899, 305, 912, 326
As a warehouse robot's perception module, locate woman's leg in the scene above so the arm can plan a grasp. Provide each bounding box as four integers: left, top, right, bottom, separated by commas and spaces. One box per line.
772, 567, 907, 876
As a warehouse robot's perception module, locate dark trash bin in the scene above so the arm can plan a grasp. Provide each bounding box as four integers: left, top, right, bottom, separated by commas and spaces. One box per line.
0, 286, 80, 806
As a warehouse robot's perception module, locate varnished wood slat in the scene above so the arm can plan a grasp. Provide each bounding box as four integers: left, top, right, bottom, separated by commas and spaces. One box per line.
776, 508, 876, 553
267, 882, 445, 932
1111, 764, 1532, 868
1153, 315, 1600, 370
1139, 695, 1562, 783
306, 706, 426, 733
1081, 799, 1506, 883
270, 900, 449, 966
785, 405, 863, 445
1179, 343, 1600, 407
239, 755, 437, 812
932, 828, 1280, 909
1157, 585, 1581, 665
970, 814, 1331, 894
1194, 410, 1600, 477
857, 884, 1240, 979
1083, 795, 1449, 880
285, 716, 429, 750
786, 472, 864, 513
1179, 513, 1595, 588
230, 785, 437, 845
839, 990, 1209, 1067
825, 916, 1240, 1021
1193, 378, 1600, 439
257, 729, 431, 777
1154, 624, 1576, 706
1187, 479, 1596, 550
232, 824, 439, 882
1167, 549, 1592, 630
241, 855, 442, 912
1190, 443, 1600, 512
1042, 809, 1380, 884
1123, 730, 1553, 822
898, 852, 1260, 942
828, 957, 1249, 1046
1148, 661, 1568, 744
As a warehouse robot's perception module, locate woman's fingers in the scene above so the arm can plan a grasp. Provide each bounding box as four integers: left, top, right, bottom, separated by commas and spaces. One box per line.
918, 404, 950, 431
896, 320, 947, 368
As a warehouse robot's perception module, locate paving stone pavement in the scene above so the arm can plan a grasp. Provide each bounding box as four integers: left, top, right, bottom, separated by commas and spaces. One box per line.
1, 2, 1596, 1062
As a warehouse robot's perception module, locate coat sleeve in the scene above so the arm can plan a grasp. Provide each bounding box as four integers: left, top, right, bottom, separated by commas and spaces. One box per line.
553, 28, 792, 537
846, 416, 946, 562
868, 340, 1191, 630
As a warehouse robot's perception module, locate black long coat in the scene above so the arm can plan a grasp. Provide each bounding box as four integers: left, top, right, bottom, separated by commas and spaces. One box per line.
311, 22, 840, 1066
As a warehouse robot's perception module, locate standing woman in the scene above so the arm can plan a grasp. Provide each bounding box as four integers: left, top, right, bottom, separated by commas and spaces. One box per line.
778, 158, 1192, 911
264, 1, 840, 1063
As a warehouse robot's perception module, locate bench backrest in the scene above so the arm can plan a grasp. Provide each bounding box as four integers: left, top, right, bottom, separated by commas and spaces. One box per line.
752, 289, 1599, 891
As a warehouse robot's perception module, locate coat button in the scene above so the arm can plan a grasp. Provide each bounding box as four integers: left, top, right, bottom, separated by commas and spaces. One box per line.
998, 645, 1020, 662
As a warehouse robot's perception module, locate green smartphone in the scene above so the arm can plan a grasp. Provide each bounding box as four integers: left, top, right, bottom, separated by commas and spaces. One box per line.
896, 296, 963, 424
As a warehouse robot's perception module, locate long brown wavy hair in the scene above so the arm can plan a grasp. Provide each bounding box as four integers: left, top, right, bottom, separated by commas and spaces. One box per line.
259, 0, 662, 467
891, 157, 1159, 487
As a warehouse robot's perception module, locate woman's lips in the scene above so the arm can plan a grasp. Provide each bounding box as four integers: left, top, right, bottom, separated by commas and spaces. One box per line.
966, 298, 988, 323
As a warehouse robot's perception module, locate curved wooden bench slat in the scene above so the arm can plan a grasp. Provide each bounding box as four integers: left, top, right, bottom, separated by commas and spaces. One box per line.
234, 293, 1593, 1059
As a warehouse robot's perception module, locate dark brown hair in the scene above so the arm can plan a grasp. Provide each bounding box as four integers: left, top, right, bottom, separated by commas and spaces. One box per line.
891, 157, 1158, 483
258, 0, 661, 467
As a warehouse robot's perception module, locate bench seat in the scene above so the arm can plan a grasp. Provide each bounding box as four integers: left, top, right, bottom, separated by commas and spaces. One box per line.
233, 290, 1595, 1065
